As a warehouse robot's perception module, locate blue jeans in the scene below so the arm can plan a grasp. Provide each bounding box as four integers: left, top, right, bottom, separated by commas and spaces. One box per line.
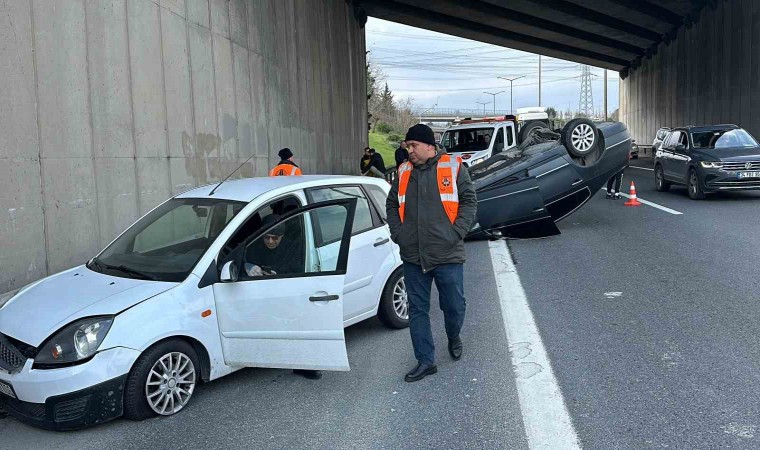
403, 262, 466, 365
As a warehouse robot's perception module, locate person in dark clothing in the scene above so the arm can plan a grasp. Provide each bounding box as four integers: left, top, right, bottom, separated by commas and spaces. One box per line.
606, 169, 625, 199
395, 140, 409, 168
363, 148, 386, 178
360, 147, 372, 175
386, 124, 478, 383
606, 151, 631, 199
244, 215, 320, 380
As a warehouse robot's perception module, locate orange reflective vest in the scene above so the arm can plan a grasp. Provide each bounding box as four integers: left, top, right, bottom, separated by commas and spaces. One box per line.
269, 164, 302, 176
397, 154, 462, 224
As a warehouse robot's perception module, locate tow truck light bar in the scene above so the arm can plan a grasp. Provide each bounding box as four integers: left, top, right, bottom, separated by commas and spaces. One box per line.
455, 115, 516, 125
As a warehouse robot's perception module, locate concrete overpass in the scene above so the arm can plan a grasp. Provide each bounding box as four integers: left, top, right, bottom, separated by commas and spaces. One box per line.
0, 0, 754, 293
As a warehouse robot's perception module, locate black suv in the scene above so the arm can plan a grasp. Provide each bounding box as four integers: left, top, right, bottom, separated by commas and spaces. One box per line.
654, 125, 760, 199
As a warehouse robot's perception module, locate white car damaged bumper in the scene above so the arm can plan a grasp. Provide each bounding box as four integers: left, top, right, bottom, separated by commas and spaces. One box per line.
0, 346, 140, 430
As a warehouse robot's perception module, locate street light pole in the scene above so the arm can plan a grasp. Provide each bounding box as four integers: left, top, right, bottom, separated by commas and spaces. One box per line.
475, 100, 491, 115
483, 91, 505, 115
498, 76, 525, 114
538, 55, 542, 107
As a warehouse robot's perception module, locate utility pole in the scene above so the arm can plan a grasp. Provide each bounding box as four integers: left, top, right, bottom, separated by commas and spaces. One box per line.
483, 91, 505, 115
475, 100, 491, 115
538, 55, 542, 107
498, 76, 525, 114
603, 69, 608, 121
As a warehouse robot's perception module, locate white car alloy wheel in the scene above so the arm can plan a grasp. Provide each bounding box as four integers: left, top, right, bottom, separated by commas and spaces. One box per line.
145, 352, 196, 416
393, 277, 409, 320
571, 123, 596, 153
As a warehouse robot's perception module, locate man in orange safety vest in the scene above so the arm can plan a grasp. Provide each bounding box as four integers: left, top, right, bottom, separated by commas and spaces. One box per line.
385, 124, 477, 383
269, 148, 302, 176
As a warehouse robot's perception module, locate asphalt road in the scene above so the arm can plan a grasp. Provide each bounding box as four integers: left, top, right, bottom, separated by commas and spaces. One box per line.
510, 164, 760, 449
0, 243, 529, 450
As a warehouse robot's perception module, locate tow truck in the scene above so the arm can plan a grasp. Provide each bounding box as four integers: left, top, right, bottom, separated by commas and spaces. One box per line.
440, 107, 550, 167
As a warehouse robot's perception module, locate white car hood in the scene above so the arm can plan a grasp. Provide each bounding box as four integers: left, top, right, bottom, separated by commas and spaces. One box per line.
0, 266, 177, 347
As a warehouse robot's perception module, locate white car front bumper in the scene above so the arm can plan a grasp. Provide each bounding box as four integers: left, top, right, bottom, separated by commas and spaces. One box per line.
0, 346, 140, 430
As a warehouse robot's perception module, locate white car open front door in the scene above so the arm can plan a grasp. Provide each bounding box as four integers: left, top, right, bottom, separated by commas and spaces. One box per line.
212, 199, 357, 371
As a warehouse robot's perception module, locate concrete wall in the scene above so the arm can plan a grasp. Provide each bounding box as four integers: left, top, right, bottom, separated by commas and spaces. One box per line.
0, 0, 367, 294
620, 0, 758, 147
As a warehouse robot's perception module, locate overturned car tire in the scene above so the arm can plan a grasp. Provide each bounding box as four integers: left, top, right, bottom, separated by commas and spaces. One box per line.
562, 118, 599, 158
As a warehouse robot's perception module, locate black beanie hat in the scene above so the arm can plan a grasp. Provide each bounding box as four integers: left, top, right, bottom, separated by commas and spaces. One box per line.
405, 124, 436, 147
278, 148, 293, 160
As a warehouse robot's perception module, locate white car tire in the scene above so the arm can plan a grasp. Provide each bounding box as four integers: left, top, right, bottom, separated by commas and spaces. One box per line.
124, 339, 200, 421
377, 269, 410, 329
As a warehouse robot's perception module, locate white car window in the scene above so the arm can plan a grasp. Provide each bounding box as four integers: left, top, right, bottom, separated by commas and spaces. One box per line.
364, 184, 388, 222
309, 186, 374, 239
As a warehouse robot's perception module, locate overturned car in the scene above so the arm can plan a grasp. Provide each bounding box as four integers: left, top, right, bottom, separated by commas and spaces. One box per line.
467, 118, 631, 239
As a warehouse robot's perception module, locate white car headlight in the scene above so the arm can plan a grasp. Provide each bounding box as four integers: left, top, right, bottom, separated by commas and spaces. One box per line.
35, 316, 114, 368
700, 161, 723, 169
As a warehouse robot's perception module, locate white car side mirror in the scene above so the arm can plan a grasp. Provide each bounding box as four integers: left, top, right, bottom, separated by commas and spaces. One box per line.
220, 261, 239, 283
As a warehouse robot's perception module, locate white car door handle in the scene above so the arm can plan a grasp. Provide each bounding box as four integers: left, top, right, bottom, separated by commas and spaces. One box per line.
309, 294, 339, 302
373, 238, 390, 247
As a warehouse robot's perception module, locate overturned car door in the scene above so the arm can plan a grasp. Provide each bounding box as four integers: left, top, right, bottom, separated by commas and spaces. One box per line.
469, 153, 560, 239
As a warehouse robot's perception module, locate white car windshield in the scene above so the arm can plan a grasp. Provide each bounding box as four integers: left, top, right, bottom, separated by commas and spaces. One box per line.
89, 198, 245, 282
691, 129, 758, 149
441, 128, 494, 153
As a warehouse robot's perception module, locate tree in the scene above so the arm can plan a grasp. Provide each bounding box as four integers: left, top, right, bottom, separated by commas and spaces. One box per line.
610, 108, 620, 122
366, 57, 387, 130
545, 106, 558, 119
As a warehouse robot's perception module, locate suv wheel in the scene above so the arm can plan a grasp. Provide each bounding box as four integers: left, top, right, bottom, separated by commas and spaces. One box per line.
687, 168, 706, 200
655, 164, 670, 192
378, 269, 409, 329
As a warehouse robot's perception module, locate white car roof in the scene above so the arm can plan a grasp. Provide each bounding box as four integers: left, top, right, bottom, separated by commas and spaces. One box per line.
175, 175, 387, 203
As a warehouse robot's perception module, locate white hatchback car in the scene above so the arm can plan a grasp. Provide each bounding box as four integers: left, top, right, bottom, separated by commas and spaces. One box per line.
0, 176, 408, 430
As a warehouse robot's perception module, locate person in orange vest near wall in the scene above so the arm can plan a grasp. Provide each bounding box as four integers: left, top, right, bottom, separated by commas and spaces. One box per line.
269, 148, 302, 176
386, 124, 477, 383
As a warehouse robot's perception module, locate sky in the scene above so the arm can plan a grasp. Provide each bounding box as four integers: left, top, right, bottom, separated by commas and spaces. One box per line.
365, 18, 620, 116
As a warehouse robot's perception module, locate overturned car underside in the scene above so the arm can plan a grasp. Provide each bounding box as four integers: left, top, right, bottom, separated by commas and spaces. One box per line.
468, 120, 631, 239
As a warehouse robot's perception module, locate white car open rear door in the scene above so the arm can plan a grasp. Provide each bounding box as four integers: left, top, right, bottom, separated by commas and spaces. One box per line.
212, 199, 357, 371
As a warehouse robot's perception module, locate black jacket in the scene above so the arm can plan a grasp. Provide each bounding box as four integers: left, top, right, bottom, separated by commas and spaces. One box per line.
395, 147, 409, 167
385, 151, 477, 272
370, 153, 386, 173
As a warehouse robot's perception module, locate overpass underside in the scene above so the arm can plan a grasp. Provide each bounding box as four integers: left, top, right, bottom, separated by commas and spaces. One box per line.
356, 0, 746, 144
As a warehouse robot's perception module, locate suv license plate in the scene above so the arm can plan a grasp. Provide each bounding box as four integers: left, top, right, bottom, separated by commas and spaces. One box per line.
738, 171, 760, 179
0, 380, 16, 399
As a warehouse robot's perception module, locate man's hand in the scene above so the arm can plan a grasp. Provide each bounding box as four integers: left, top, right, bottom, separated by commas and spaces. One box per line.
247, 265, 264, 277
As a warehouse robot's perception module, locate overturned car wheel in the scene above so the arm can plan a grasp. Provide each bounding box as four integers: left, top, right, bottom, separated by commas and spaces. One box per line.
562, 118, 599, 158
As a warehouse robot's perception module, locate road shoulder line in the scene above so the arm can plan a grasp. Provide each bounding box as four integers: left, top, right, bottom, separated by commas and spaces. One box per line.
488, 240, 582, 450
617, 192, 683, 215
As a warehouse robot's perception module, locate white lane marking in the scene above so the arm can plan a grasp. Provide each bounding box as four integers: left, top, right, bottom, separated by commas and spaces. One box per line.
604, 292, 622, 299
489, 240, 582, 450
617, 192, 683, 215
629, 166, 654, 172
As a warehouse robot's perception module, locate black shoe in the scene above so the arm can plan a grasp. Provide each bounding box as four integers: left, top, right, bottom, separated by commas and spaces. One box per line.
293, 369, 322, 380
614, 193, 621, 199
448, 336, 463, 360
404, 363, 437, 382
605, 192, 613, 199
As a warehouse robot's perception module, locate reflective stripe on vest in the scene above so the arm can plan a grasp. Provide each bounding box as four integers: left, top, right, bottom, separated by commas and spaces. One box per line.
269, 164, 301, 176
397, 154, 461, 224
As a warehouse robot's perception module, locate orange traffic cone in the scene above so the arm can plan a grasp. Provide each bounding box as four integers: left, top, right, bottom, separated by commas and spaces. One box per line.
624, 181, 642, 206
